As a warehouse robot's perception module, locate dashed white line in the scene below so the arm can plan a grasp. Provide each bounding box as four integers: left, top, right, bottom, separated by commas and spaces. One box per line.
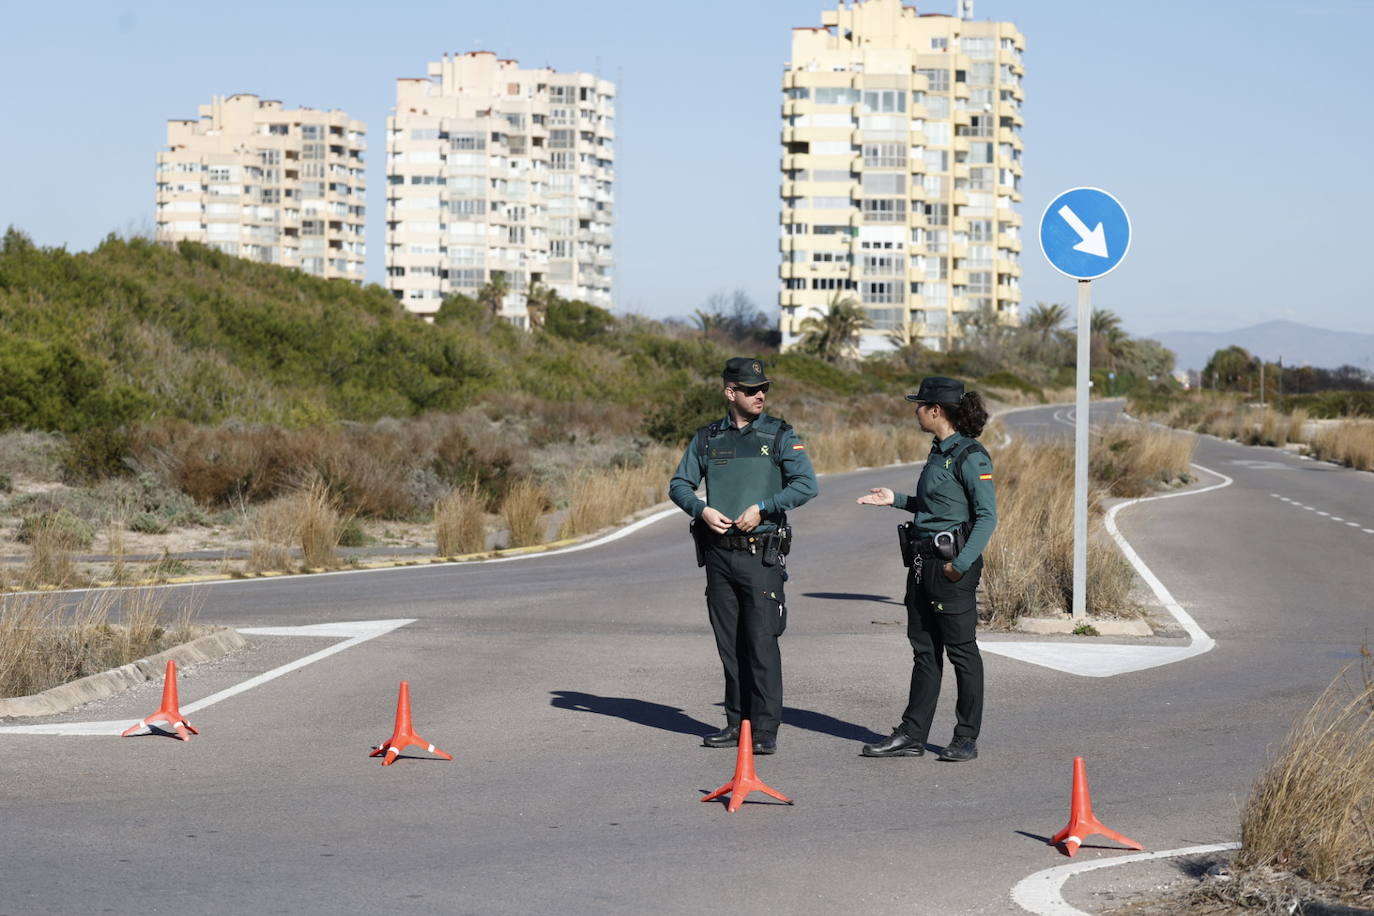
1269, 493, 1372, 533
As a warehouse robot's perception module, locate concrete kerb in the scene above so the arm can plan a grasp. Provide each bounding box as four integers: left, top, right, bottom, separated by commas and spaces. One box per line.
0, 626, 246, 718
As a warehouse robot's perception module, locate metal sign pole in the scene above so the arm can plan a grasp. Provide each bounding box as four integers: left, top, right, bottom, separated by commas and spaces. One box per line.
1073, 279, 1091, 621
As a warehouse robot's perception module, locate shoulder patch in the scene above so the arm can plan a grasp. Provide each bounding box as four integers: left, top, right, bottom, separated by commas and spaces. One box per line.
791, 443, 805, 451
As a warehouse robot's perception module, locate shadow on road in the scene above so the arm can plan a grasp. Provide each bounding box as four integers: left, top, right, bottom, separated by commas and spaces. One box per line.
549, 690, 885, 743
802, 592, 904, 607
550, 691, 714, 736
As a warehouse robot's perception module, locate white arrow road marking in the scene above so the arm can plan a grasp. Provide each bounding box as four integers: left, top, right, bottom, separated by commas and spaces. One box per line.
1012, 842, 1240, 915
0, 618, 415, 736
1058, 204, 1109, 257
982, 463, 1231, 677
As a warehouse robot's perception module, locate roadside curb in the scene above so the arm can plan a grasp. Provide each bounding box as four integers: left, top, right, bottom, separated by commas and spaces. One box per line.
0, 627, 246, 718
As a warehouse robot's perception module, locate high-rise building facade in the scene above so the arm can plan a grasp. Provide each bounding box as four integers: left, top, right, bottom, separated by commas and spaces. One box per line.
155, 94, 367, 281
779, 0, 1024, 353
386, 52, 615, 324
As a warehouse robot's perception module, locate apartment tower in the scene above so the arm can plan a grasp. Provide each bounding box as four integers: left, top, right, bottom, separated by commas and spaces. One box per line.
386, 52, 615, 324
780, 0, 1024, 352
155, 94, 367, 281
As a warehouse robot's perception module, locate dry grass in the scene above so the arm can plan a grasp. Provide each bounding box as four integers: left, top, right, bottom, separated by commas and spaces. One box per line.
559, 446, 676, 540
501, 481, 550, 548
434, 486, 487, 556
0, 588, 198, 698
1309, 420, 1374, 471
1092, 424, 1198, 498
22, 513, 86, 589
808, 425, 924, 473
1231, 661, 1374, 908
239, 480, 348, 571
980, 439, 1136, 625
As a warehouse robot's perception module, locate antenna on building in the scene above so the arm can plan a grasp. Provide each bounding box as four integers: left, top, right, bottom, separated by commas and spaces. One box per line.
958, 0, 973, 19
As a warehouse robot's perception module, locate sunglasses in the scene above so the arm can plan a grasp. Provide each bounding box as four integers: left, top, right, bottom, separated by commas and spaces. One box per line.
731, 384, 770, 397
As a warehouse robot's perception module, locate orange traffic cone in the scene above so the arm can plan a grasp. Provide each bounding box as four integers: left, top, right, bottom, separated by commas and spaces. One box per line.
369, 680, 452, 766
121, 659, 198, 741
701, 720, 793, 813
1050, 756, 1143, 856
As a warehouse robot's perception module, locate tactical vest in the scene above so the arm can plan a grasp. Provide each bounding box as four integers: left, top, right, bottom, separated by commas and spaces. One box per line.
695, 415, 789, 525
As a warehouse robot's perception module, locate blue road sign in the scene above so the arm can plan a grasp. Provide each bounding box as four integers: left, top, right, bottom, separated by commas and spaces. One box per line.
1039, 187, 1131, 280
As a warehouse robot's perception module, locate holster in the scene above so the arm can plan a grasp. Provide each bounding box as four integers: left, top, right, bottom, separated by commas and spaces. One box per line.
689, 519, 706, 567
898, 521, 918, 568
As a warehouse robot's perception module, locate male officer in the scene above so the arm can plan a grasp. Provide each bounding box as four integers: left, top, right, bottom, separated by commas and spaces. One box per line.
669, 358, 817, 755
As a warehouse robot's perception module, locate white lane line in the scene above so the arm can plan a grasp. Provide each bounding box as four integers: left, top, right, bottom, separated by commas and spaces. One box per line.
1012, 842, 1240, 916
0, 618, 414, 736
984, 463, 1230, 677
1269, 493, 1370, 532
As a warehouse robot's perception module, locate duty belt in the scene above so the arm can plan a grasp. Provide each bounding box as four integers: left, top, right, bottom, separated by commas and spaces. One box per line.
708, 533, 767, 550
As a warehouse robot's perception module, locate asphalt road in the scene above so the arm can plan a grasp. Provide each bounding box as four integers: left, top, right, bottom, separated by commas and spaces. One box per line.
2, 401, 1370, 915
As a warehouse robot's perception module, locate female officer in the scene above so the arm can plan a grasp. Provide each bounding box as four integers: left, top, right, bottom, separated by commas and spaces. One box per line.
855, 376, 996, 762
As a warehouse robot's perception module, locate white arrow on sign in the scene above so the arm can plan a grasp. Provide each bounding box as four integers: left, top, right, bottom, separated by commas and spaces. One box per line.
1057, 204, 1108, 257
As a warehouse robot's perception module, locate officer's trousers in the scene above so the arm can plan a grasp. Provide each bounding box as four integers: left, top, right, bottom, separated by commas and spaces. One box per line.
703, 544, 787, 737
900, 555, 984, 743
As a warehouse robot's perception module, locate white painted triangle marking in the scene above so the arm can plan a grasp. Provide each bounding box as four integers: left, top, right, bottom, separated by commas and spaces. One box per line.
0, 618, 415, 736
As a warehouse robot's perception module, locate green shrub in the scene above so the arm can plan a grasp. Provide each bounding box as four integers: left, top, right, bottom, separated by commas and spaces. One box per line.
17, 509, 95, 549
60, 426, 134, 483
544, 299, 614, 342
770, 353, 867, 395
979, 371, 1043, 401
337, 517, 370, 547
645, 383, 724, 447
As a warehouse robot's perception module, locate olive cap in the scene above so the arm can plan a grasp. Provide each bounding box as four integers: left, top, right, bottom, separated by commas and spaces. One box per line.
723, 357, 769, 386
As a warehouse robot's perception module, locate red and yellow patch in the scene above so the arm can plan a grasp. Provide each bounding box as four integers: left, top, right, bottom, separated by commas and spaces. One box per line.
792, 444, 806, 450
979, 473, 993, 480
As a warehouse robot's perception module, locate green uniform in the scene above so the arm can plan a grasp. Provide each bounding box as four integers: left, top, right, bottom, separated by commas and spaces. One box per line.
891, 432, 997, 745
669, 413, 818, 738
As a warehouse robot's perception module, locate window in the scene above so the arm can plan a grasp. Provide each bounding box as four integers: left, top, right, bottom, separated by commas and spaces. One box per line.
917, 69, 950, 93
960, 36, 994, 58
970, 62, 995, 86
812, 224, 851, 235
930, 37, 949, 50
862, 281, 900, 304
449, 199, 487, 218
815, 87, 860, 105
810, 196, 850, 209
966, 246, 993, 268
549, 130, 573, 149
968, 219, 994, 242
924, 122, 950, 146
862, 199, 905, 223
783, 278, 806, 290
924, 149, 949, 172
863, 143, 905, 168
812, 169, 851, 182
957, 115, 993, 138
811, 277, 856, 290
925, 256, 948, 280
868, 307, 902, 329
862, 254, 901, 276
810, 140, 852, 155
862, 173, 905, 194
811, 251, 851, 263
784, 87, 810, 100
862, 90, 906, 114
923, 174, 944, 196
924, 202, 949, 226
969, 142, 994, 164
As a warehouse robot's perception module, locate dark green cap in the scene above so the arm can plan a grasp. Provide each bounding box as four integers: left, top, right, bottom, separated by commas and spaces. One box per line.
906, 376, 964, 404
723, 357, 769, 386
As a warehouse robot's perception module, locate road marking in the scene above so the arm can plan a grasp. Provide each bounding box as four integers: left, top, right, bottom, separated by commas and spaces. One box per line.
1268, 493, 1369, 533
1012, 842, 1240, 915
983, 463, 1230, 678
0, 618, 415, 736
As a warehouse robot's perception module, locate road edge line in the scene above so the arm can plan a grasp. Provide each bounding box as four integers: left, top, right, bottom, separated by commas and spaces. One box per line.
1011, 841, 1239, 916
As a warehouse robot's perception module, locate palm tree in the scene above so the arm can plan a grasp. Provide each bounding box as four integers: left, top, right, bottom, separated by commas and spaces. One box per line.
796, 292, 870, 364
477, 272, 509, 316
525, 280, 557, 331
1025, 302, 1068, 344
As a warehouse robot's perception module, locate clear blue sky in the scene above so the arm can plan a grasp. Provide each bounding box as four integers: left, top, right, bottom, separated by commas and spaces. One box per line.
2, 0, 1371, 337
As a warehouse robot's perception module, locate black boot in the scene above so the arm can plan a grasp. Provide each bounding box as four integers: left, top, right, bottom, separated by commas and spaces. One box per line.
861, 728, 926, 757
702, 724, 741, 748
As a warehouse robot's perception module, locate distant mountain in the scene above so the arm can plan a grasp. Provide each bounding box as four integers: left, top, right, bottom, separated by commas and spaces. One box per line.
1150, 320, 1374, 373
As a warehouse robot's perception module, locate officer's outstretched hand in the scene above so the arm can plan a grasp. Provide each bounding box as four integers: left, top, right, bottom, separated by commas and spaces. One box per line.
700, 506, 733, 535
733, 504, 762, 533
856, 487, 895, 507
